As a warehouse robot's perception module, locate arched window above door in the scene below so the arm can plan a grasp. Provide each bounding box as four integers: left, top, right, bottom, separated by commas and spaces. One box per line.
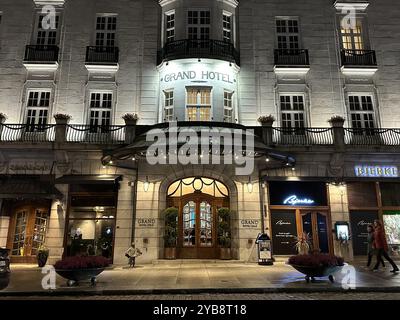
167, 177, 229, 198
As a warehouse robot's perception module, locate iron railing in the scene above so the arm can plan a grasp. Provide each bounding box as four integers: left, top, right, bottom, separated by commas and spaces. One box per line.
157, 39, 240, 65
272, 127, 334, 145
344, 128, 400, 146
274, 49, 310, 66
85, 46, 119, 64
0, 124, 56, 142
66, 124, 126, 143
24, 45, 59, 63
341, 49, 377, 66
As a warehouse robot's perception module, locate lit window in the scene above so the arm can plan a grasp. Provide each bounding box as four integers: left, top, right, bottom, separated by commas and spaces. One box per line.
164, 90, 174, 122
341, 19, 364, 52
89, 92, 113, 133
186, 88, 211, 121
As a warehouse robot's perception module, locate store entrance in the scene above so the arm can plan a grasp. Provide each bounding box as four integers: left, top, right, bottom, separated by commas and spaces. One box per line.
299, 211, 330, 254
6, 201, 50, 263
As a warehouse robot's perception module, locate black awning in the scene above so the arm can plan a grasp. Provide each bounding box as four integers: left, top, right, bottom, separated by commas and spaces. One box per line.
0, 176, 63, 200
55, 175, 122, 185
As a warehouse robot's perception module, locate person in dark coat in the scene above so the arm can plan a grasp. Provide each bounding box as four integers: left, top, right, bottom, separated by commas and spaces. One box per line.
366, 224, 384, 268
373, 220, 399, 273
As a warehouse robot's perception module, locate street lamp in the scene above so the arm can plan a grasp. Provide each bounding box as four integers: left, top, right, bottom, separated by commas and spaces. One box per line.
143, 176, 150, 192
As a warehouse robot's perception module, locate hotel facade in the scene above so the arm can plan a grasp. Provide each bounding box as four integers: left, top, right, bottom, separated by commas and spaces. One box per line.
0, 0, 400, 265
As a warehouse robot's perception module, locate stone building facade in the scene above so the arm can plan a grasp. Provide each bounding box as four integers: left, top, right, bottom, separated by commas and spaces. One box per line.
0, 0, 400, 265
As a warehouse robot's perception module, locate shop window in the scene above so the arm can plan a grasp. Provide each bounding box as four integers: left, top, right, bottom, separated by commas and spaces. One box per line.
223, 12, 232, 43
25, 90, 51, 132
35, 13, 60, 45
348, 95, 375, 134
380, 183, 400, 207
276, 18, 299, 50
186, 87, 211, 121
223, 91, 234, 122
280, 94, 306, 134
383, 211, 400, 256
66, 192, 117, 260
347, 182, 377, 208
95, 14, 117, 47
165, 11, 175, 43
89, 92, 113, 133
350, 210, 379, 256
164, 90, 174, 122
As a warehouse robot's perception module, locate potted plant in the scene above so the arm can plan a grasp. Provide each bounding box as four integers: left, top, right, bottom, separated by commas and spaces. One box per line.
54, 255, 110, 286
257, 115, 275, 126
122, 113, 139, 125
217, 208, 231, 260
328, 115, 345, 127
295, 232, 311, 255
37, 244, 50, 268
163, 207, 178, 259
53, 113, 71, 124
287, 252, 345, 283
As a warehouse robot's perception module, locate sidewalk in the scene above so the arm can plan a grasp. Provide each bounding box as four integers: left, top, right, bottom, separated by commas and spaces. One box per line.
1, 260, 400, 296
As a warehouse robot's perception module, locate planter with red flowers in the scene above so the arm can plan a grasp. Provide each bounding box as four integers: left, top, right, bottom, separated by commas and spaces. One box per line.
54, 255, 111, 287
287, 252, 345, 283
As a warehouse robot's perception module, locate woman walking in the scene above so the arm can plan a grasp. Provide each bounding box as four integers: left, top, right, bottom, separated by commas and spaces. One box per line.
372, 220, 399, 273
366, 224, 384, 268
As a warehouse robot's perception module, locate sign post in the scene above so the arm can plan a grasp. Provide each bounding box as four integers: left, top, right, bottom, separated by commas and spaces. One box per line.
255, 233, 273, 266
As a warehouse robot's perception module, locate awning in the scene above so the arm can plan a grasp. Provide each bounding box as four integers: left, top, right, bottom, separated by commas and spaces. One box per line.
55, 175, 122, 185
0, 176, 63, 200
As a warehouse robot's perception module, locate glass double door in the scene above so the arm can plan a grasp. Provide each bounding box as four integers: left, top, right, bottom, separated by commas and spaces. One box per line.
178, 194, 222, 259
299, 211, 330, 254
7, 204, 49, 263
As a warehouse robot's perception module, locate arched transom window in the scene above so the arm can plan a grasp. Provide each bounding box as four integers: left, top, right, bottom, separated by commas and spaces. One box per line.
167, 177, 229, 198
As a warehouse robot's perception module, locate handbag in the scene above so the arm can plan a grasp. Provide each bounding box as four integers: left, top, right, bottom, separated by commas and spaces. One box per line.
125, 253, 130, 258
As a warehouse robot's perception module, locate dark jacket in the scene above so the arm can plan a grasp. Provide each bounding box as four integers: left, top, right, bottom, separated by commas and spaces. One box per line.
367, 232, 375, 254
373, 226, 388, 251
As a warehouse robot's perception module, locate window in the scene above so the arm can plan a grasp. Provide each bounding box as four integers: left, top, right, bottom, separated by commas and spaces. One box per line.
348, 95, 375, 133
341, 19, 364, 52
187, 10, 210, 43
223, 91, 234, 122
276, 18, 299, 50
89, 92, 113, 133
280, 95, 305, 133
164, 90, 174, 122
186, 88, 211, 121
96, 15, 117, 47
25, 90, 51, 132
223, 13, 232, 43
165, 12, 175, 43
36, 14, 60, 45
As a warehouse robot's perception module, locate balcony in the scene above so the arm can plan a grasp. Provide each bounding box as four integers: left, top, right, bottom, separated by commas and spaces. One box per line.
23, 45, 59, 72
157, 39, 240, 66
340, 49, 378, 75
273, 49, 310, 75
85, 46, 120, 74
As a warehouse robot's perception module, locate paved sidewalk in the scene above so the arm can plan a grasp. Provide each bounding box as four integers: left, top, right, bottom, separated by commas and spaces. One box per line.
1, 261, 400, 296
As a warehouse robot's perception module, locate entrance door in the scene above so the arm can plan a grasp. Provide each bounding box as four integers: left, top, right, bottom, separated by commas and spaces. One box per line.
300, 211, 331, 254
7, 205, 49, 263
178, 193, 222, 259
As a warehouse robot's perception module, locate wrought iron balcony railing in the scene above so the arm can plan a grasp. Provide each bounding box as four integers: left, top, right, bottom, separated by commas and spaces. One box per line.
341, 49, 377, 66
274, 49, 310, 66
157, 39, 240, 66
24, 45, 59, 63
1, 124, 400, 147
85, 46, 119, 64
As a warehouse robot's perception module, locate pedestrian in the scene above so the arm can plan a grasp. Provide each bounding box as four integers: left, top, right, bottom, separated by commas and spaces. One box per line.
125, 242, 143, 268
372, 220, 399, 273
366, 224, 385, 268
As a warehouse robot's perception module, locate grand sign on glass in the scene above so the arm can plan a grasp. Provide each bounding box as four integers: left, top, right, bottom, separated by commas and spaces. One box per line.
354, 165, 398, 178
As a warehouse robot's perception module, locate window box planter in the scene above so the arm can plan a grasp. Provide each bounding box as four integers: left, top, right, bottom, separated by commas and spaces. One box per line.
55, 267, 105, 287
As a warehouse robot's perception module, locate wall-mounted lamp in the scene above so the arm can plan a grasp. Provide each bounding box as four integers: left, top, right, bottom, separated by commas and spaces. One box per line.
247, 177, 253, 193
143, 176, 150, 192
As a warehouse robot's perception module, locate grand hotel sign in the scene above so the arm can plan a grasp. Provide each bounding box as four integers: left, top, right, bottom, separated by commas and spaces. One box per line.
161, 70, 236, 84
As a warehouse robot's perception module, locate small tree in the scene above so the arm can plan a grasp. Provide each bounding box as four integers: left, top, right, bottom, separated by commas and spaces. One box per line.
163, 207, 178, 248
217, 208, 231, 248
